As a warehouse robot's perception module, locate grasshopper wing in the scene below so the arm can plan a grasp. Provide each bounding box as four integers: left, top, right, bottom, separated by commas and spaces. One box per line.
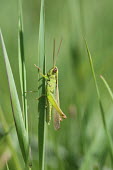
53, 74, 62, 130
53, 110, 61, 130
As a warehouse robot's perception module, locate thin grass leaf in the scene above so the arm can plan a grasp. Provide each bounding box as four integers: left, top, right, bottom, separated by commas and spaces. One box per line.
18, 0, 28, 135
38, 0, 46, 169
100, 75, 113, 101
6, 163, 10, 170
18, 1, 32, 167
84, 39, 113, 161
0, 30, 29, 165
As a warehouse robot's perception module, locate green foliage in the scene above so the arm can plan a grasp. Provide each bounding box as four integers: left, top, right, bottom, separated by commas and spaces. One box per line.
1, 0, 113, 170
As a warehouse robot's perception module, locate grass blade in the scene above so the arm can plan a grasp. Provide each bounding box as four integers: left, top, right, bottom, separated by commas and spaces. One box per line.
6, 163, 10, 170
37, 0, 46, 169
84, 39, 113, 162
100, 75, 113, 101
18, 0, 28, 134
0, 30, 29, 165
18, 1, 32, 167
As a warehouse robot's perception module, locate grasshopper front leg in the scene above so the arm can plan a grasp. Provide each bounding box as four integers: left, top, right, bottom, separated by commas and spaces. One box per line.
34, 64, 48, 79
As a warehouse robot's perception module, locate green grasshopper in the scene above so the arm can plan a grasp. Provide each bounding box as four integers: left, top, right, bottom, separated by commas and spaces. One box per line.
34, 40, 67, 130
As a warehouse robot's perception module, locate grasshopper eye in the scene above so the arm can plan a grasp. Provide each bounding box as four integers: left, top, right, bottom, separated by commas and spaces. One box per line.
53, 67, 57, 73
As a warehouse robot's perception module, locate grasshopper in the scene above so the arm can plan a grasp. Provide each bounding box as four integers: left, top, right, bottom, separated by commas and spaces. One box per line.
34, 40, 67, 130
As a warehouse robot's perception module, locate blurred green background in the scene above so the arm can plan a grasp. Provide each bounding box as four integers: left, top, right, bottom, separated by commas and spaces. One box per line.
1, 0, 113, 169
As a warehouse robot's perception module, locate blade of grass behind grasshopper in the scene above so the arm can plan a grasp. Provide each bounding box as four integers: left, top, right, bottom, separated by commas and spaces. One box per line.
38, 0, 46, 170
0, 30, 29, 165
84, 39, 113, 162
18, 0, 28, 134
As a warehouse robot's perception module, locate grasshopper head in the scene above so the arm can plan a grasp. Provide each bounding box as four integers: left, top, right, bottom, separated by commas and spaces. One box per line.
47, 66, 58, 76
52, 66, 58, 73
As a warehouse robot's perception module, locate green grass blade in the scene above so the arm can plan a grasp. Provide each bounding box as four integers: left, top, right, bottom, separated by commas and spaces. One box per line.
6, 163, 10, 170
18, 1, 32, 166
18, 0, 28, 135
0, 30, 29, 165
38, 0, 46, 169
84, 39, 113, 161
84, 39, 100, 98
100, 75, 113, 101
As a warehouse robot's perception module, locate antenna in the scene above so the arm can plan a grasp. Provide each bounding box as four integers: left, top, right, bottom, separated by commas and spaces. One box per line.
56, 38, 63, 57
53, 38, 63, 67
53, 39, 56, 67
